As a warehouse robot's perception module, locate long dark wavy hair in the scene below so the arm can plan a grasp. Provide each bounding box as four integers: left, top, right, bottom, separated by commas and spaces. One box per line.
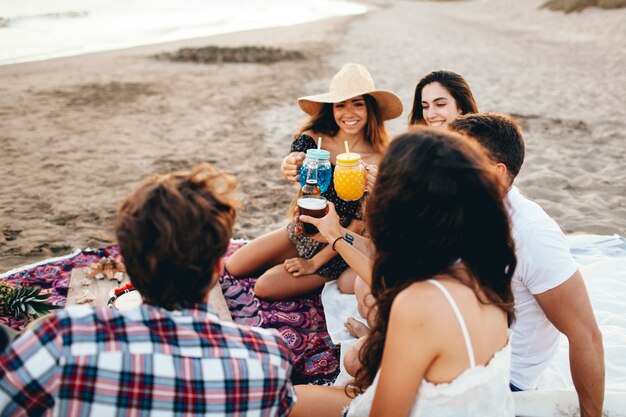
353, 128, 516, 392
408, 70, 478, 126
296, 94, 389, 153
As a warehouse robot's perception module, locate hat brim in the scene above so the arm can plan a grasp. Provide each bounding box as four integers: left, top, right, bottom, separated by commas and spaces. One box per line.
298, 90, 403, 121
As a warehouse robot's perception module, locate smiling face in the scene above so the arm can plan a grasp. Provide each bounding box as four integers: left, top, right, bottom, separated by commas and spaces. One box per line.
333, 96, 368, 136
421, 82, 462, 128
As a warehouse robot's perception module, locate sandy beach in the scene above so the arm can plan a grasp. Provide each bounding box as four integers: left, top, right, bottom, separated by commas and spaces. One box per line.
1, 0, 625, 272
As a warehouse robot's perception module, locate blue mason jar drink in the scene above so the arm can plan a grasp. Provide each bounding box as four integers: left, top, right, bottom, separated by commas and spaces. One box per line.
299, 149, 332, 193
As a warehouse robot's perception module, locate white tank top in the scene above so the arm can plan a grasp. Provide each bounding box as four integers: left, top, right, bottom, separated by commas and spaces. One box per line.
346, 280, 514, 417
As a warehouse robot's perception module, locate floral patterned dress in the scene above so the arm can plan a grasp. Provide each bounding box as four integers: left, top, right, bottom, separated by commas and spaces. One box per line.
286, 134, 363, 279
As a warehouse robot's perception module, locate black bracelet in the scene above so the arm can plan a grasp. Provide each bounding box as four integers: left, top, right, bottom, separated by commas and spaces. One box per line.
331, 236, 344, 251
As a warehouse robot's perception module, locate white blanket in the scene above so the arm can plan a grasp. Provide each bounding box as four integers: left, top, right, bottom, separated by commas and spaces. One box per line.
321, 234, 626, 416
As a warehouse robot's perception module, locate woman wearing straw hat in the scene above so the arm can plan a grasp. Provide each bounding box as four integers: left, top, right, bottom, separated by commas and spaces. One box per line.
225, 63, 402, 300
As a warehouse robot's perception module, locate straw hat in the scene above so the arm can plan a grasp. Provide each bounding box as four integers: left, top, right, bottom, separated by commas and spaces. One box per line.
298, 63, 403, 121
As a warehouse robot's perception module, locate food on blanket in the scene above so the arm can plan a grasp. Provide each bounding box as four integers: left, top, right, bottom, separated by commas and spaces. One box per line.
74, 289, 96, 305
107, 284, 142, 311
113, 282, 134, 295
87, 257, 126, 281
0, 281, 61, 319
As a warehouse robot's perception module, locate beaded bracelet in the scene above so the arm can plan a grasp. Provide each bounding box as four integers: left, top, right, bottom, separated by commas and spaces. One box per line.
331, 236, 345, 251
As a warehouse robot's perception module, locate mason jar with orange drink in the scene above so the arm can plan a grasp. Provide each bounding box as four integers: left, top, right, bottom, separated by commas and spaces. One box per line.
333, 152, 366, 201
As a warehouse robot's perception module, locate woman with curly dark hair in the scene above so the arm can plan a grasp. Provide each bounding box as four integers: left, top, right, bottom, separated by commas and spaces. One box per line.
290, 128, 516, 417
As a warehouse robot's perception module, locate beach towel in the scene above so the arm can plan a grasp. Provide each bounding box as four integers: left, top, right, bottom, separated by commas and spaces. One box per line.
320, 234, 626, 415
519, 234, 626, 416
0, 247, 117, 330
221, 241, 339, 384
0, 241, 340, 384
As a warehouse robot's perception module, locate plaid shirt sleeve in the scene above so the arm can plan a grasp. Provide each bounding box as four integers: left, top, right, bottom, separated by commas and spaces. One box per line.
278, 381, 297, 417
273, 334, 297, 417
238, 326, 297, 417
0, 315, 62, 416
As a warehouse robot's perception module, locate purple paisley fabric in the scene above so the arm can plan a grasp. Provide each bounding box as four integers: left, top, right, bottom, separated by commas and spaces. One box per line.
0, 247, 121, 331
222, 242, 339, 384
0, 243, 339, 384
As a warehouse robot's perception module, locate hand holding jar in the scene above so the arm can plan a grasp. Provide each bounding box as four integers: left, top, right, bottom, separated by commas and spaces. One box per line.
281, 152, 306, 183
364, 163, 378, 194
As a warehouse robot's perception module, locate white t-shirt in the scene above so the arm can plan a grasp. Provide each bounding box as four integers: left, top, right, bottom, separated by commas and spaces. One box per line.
506, 186, 578, 389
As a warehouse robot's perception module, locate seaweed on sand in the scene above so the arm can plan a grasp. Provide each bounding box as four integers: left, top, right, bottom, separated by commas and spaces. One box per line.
155, 46, 304, 64
541, 0, 626, 12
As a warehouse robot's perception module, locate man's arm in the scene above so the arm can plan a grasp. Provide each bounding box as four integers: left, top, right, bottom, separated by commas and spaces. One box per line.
534, 269, 604, 417
0, 316, 61, 415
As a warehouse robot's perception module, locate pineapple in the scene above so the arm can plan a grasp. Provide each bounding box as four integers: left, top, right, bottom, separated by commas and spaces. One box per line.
0, 281, 61, 319
0, 281, 12, 314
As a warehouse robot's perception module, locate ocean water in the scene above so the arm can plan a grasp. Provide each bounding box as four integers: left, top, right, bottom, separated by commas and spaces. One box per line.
0, 0, 366, 65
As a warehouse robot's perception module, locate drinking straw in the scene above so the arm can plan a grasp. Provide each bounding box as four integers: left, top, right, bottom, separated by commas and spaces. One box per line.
318, 136, 323, 150
344, 140, 350, 157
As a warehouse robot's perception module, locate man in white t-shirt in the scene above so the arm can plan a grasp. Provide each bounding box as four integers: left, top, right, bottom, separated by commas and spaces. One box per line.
450, 113, 604, 417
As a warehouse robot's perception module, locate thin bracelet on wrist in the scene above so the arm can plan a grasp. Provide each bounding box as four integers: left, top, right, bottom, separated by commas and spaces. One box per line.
331, 236, 344, 251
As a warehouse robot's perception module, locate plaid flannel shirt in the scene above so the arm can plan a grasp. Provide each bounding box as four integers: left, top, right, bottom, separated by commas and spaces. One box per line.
0, 302, 295, 416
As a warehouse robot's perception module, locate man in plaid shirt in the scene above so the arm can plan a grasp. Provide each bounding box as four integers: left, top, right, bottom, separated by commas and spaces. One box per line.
0, 163, 296, 416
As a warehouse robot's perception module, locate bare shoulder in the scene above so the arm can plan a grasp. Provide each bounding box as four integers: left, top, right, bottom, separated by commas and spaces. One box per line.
391, 281, 444, 321
301, 130, 326, 140
387, 281, 449, 353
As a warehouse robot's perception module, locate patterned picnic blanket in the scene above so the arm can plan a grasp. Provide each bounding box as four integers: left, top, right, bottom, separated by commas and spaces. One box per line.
0, 242, 339, 384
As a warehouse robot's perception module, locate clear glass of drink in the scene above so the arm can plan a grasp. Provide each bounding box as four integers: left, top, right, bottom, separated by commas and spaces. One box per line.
297, 195, 328, 236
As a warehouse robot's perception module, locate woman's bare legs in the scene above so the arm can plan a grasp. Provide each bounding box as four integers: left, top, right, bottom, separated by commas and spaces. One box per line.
343, 276, 375, 338
343, 275, 375, 376
337, 268, 357, 294
225, 227, 298, 278
344, 317, 369, 339
226, 226, 330, 300
344, 336, 367, 377
289, 385, 353, 417
354, 275, 375, 324
254, 264, 327, 300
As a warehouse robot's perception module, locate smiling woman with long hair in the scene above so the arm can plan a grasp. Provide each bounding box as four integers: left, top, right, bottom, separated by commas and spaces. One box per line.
226, 63, 402, 300
290, 128, 516, 417
409, 70, 478, 128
